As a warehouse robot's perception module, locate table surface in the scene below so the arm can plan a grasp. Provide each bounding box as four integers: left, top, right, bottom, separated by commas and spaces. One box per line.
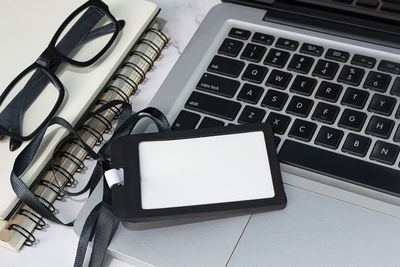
1, 0, 219, 266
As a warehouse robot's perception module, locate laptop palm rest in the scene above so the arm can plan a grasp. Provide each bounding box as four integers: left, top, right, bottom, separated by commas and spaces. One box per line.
74, 179, 250, 267
228, 178, 400, 267
74, 175, 400, 267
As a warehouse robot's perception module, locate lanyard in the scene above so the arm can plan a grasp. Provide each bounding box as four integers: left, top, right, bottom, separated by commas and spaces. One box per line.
10, 101, 170, 266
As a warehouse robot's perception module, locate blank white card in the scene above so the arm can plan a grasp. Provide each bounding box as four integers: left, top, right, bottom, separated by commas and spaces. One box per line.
138, 131, 275, 210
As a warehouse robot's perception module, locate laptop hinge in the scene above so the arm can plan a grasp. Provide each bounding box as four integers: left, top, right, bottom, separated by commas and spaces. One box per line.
223, 0, 400, 50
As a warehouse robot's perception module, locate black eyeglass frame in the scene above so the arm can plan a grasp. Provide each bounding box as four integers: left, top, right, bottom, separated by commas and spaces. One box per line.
0, 0, 123, 142
49, 0, 121, 67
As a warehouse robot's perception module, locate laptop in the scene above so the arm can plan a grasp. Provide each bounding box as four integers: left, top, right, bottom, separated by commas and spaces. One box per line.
75, 0, 400, 266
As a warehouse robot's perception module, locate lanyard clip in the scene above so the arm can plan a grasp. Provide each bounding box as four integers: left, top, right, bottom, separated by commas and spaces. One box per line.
103, 163, 124, 189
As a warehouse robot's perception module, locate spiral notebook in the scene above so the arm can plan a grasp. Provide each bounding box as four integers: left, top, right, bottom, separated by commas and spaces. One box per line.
0, 0, 168, 250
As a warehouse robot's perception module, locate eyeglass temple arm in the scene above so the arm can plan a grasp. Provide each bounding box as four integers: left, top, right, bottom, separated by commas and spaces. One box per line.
78, 20, 125, 46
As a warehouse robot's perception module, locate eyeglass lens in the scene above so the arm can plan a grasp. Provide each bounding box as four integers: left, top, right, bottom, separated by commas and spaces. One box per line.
0, 68, 59, 138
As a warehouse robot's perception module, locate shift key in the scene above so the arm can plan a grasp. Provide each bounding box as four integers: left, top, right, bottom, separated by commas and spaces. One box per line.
207, 55, 245, 78
196, 73, 240, 98
185, 91, 242, 121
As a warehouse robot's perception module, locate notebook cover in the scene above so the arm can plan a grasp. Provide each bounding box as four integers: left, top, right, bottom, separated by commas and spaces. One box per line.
0, 0, 159, 219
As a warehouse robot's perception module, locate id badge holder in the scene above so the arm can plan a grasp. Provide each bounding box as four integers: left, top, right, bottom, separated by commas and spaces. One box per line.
106, 123, 287, 222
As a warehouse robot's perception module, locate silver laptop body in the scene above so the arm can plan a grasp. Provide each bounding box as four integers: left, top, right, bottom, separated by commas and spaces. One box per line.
75, 1, 400, 266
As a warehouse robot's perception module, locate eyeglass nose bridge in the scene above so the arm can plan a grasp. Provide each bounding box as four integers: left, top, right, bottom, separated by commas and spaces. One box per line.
36, 48, 62, 71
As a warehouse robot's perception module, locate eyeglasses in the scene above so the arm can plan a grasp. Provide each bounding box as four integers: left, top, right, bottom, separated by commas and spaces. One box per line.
0, 0, 125, 151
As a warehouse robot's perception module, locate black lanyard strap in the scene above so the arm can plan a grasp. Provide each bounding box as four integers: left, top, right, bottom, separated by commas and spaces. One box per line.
11, 116, 89, 226
10, 103, 170, 266
11, 99, 131, 225
74, 107, 170, 267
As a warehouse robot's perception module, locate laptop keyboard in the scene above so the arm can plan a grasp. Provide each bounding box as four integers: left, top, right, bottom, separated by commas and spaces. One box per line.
171, 26, 400, 197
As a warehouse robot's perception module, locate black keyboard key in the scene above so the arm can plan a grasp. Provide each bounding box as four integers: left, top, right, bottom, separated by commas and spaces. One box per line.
252, 32, 275, 46
208, 55, 245, 78
338, 109, 367, 131
311, 102, 340, 124
218, 38, 244, 57
261, 89, 289, 110
370, 141, 400, 165
351, 54, 376, 68
288, 119, 317, 142
275, 38, 299, 51
287, 54, 315, 74
265, 112, 291, 135
242, 64, 268, 84
265, 70, 292, 90
315, 81, 343, 103
196, 73, 240, 98
241, 43, 267, 62
390, 77, 400, 96
325, 48, 350, 62
238, 106, 266, 124
198, 117, 224, 129
394, 125, 400, 143
342, 133, 372, 157
228, 28, 251, 40
185, 91, 241, 121
289, 75, 317, 96
396, 106, 400, 119
341, 87, 369, 109
237, 84, 264, 104
279, 140, 400, 195
300, 43, 324, 57
356, 0, 379, 8
381, 1, 400, 13
286, 96, 314, 117
337, 65, 365, 86
172, 111, 200, 130
263, 49, 290, 68
367, 94, 396, 116
378, 60, 400, 75
364, 71, 392, 92
274, 136, 281, 147
312, 60, 339, 80
365, 115, 394, 139
315, 126, 344, 149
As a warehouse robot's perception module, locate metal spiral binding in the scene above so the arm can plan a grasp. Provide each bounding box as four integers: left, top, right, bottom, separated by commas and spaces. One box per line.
146, 28, 168, 44
131, 50, 153, 68
115, 74, 138, 91
138, 38, 161, 55
81, 124, 104, 146
34, 194, 56, 213
107, 85, 130, 102
98, 99, 122, 119
69, 138, 91, 160
52, 164, 75, 187
8, 224, 36, 246
58, 151, 85, 173
123, 62, 146, 81
88, 112, 113, 133
19, 209, 46, 230
39, 180, 65, 201
69, 138, 87, 151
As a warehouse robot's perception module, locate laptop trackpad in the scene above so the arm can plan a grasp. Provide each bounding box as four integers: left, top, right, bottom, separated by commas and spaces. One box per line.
228, 182, 400, 267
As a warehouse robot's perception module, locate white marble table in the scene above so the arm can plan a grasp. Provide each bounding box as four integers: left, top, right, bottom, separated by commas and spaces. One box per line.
1, 0, 219, 266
